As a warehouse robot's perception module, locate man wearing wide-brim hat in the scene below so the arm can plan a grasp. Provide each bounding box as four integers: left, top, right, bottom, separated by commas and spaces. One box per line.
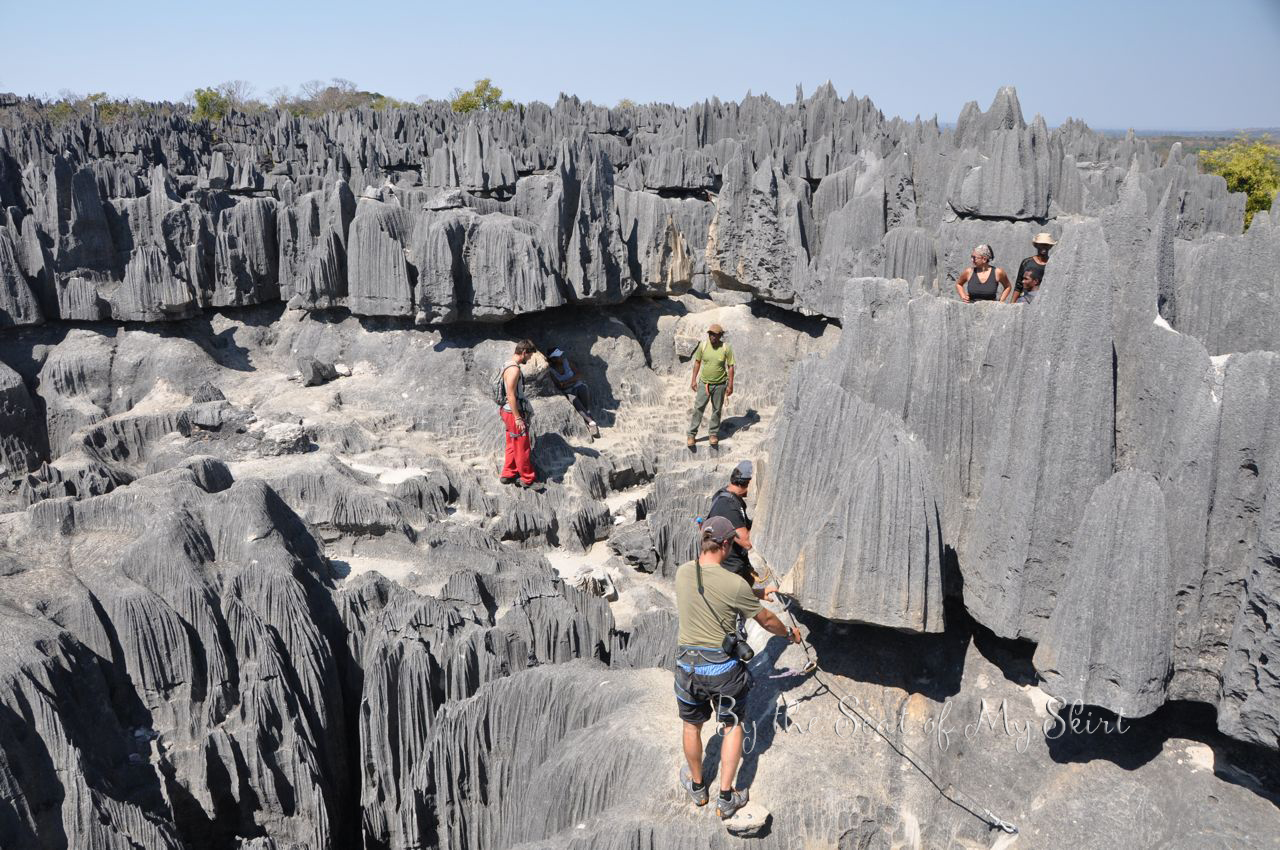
687, 322, 735, 450
1008, 232, 1057, 304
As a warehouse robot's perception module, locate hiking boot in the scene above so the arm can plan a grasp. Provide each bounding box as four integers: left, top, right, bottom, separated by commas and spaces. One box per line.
717, 787, 749, 819
679, 764, 708, 807
518, 480, 544, 493
500, 476, 517, 485
709, 435, 720, 448
686, 436, 696, 450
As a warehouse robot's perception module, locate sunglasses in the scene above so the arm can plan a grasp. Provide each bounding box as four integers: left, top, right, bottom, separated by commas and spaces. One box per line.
708, 331, 723, 337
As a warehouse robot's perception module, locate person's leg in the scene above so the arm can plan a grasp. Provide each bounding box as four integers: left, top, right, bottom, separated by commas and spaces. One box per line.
713, 670, 750, 792
513, 430, 535, 484
682, 721, 705, 784
718, 718, 744, 793
687, 382, 710, 439
708, 382, 726, 438
500, 410, 519, 479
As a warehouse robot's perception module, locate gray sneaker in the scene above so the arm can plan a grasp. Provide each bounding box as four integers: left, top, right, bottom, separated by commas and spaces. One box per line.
679, 764, 708, 807
717, 787, 749, 819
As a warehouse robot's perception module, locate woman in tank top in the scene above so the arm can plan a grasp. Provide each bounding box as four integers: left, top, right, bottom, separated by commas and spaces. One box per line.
954, 244, 1012, 303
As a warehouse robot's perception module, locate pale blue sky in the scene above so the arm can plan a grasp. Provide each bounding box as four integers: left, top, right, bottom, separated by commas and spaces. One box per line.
4, 0, 1278, 130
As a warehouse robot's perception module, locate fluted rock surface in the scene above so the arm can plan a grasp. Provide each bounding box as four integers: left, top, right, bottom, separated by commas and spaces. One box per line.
0, 358, 40, 476
1172, 212, 1280, 355
754, 217, 1278, 745
0, 85, 1249, 327
960, 222, 1117, 640
1032, 471, 1175, 716
1, 469, 353, 849
761, 378, 945, 632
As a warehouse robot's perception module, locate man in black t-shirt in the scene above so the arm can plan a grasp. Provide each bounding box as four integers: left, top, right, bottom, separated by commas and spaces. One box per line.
1010, 232, 1056, 304
704, 460, 776, 599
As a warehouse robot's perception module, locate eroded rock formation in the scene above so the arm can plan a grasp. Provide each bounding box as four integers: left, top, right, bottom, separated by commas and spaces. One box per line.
0, 84, 1277, 849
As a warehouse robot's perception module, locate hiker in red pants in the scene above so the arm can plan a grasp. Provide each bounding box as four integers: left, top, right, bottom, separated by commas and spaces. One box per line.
497, 339, 540, 489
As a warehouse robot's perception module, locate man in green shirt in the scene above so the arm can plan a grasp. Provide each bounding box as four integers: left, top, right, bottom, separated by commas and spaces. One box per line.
674, 516, 800, 819
687, 323, 736, 450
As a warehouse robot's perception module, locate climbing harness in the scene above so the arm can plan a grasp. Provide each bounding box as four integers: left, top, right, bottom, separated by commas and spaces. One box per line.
760, 585, 1019, 836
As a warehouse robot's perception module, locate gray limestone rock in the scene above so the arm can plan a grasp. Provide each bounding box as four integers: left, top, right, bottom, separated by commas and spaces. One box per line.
212, 197, 279, 306
759, 378, 945, 632
615, 188, 711, 294
945, 121, 1050, 220
297, 354, 339, 387
113, 246, 201, 321
707, 153, 813, 304
960, 221, 1116, 641
1205, 352, 1280, 750
0, 359, 42, 476
278, 181, 355, 308
0, 225, 42, 325
347, 200, 414, 316
1172, 213, 1280, 356
1033, 471, 1175, 717
1, 84, 1279, 850
409, 205, 566, 324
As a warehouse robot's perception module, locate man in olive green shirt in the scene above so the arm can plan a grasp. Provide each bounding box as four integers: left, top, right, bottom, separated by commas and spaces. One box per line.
687, 323, 736, 449
674, 516, 799, 819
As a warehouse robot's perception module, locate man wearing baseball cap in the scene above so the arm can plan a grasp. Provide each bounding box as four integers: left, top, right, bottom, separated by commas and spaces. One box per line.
705, 460, 776, 598
674, 515, 800, 819
1009, 232, 1056, 304
686, 322, 736, 450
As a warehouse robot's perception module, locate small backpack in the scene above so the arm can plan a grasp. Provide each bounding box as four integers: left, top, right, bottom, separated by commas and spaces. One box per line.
492, 364, 519, 406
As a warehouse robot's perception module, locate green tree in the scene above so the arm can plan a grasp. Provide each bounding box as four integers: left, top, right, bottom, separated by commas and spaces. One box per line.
449, 78, 514, 113
368, 94, 412, 111
192, 86, 232, 122
87, 92, 129, 123
1199, 135, 1280, 229
616, 98, 636, 110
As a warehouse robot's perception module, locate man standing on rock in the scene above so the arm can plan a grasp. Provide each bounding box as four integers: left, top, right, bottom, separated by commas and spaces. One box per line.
1009, 232, 1055, 304
675, 516, 800, 819
705, 460, 776, 598
498, 339, 539, 489
687, 323, 735, 450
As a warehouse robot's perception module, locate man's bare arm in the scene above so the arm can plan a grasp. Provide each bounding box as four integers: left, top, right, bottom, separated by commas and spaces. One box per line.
754, 608, 801, 642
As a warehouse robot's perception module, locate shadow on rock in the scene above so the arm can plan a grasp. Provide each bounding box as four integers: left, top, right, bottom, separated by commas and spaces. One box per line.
1047, 698, 1280, 807
793, 597, 969, 702
720, 407, 761, 438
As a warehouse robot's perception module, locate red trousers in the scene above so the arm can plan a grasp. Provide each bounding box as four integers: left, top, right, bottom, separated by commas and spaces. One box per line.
500, 409, 535, 483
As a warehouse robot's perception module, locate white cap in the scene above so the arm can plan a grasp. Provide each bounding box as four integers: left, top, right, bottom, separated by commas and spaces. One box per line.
549, 348, 564, 358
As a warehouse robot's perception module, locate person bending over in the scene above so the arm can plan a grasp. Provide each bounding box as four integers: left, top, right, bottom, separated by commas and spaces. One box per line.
546, 347, 600, 438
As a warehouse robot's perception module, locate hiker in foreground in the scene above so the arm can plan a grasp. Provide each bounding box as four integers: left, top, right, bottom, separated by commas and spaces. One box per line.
954, 244, 1011, 303
705, 460, 776, 598
546, 348, 600, 438
497, 339, 540, 489
687, 323, 735, 450
1009, 232, 1055, 304
675, 516, 800, 819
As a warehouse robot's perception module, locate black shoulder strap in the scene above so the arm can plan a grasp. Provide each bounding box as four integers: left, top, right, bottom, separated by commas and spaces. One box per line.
695, 560, 732, 635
